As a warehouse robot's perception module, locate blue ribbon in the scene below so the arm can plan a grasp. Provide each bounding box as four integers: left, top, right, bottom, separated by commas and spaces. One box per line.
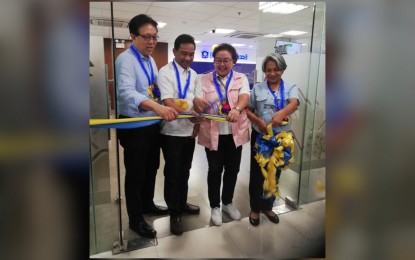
172, 60, 191, 99
91, 119, 161, 129
254, 130, 293, 171
129, 44, 155, 86
266, 79, 285, 110
213, 70, 233, 103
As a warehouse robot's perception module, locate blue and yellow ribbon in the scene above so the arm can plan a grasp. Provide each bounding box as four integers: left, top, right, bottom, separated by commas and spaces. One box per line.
90, 113, 227, 129
254, 124, 295, 198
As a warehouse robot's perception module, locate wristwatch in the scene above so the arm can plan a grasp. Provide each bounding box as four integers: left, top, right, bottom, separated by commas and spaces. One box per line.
234, 106, 242, 112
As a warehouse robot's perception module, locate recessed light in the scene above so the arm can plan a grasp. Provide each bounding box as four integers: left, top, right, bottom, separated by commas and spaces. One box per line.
231, 43, 246, 47
259, 2, 309, 14
157, 22, 166, 29
263, 34, 284, 38
280, 30, 307, 36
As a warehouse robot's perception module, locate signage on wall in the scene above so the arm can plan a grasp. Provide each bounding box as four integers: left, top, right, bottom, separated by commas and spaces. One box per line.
200, 50, 249, 61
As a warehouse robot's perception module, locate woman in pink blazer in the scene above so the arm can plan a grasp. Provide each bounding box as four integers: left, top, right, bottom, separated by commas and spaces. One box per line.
193, 43, 250, 226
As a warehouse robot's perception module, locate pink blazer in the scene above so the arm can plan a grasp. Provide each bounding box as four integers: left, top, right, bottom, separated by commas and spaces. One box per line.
197, 71, 250, 151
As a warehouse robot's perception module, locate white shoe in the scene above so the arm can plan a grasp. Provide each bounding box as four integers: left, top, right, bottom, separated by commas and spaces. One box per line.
222, 203, 241, 220
211, 207, 222, 226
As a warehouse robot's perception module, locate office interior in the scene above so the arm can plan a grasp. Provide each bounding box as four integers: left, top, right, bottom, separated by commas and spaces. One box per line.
89, 2, 325, 258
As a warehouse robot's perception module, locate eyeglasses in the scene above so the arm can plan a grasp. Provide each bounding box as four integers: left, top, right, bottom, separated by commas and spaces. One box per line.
137, 33, 159, 42
214, 59, 232, 65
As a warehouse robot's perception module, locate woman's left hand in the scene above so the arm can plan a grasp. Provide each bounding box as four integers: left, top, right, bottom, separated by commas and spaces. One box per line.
227, 108, 240, 122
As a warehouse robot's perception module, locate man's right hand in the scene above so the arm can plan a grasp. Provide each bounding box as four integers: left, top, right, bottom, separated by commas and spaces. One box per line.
155, 105, 178, 121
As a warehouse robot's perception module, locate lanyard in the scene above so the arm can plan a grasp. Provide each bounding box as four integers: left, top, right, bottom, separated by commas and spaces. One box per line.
266, 79, 285, 110
213, 70, 233, 103
129, 44, 155, 86
172, 60, 191, 99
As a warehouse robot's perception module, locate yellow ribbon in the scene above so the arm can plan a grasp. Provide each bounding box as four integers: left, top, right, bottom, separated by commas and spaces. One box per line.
254, 124, 295, 198
89, 114, 227, 126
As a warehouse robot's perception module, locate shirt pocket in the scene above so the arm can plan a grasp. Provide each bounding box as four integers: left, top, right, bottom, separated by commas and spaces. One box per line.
255, 95, 267, 116
228, 88, 241, 104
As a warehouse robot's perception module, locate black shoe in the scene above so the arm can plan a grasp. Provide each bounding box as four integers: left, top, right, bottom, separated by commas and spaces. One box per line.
249, 211, 260, 226
170, 216, 183, 235
264, 211, 279, 224
143, 204, 169, 215
130, 220, 157, 238
182, 203, 200, 215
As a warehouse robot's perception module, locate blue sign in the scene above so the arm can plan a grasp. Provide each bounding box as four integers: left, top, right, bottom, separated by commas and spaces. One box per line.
201, 50, 249, 60
201, 50, 209, 59
238, 54, 248, 60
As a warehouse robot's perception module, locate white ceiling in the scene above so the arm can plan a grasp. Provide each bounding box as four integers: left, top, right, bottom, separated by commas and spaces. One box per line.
90, 2, 325, 49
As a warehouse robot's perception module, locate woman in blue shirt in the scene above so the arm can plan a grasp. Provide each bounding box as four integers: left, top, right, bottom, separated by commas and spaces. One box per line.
246, 53, 299, 226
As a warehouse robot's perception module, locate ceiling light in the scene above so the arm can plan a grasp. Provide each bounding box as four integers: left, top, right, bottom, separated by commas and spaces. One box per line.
157, 22, 166, 29
195, 40, 201, 44
231, 43, 246, 47
259, 2, 309, 14
263, 34, 284, 38
211, 28, 235, 34
280, 30, 307, 36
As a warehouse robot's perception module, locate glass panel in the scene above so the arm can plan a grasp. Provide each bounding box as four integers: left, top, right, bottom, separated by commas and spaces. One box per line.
298, 2, 326, 205
89, 1, 115, 255
256, 2, 316, 206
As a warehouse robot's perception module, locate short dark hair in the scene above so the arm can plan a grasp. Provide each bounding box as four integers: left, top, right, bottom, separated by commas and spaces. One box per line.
212, 43, 238, 63
128, 14, 158, 35
174, 34, 196, 50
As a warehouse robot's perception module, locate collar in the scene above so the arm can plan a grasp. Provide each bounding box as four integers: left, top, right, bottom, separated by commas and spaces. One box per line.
209, 70, 240, 82
173, 60, 189, 74
130, 46, 150, 60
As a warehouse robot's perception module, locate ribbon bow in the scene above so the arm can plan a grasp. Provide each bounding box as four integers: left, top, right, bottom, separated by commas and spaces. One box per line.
254, 124, 295, 198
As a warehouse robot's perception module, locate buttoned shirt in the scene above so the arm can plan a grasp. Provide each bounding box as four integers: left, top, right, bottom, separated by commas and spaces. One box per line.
248, 81, 299, 133
115, 46, 159, 117
157, 60, 198, 136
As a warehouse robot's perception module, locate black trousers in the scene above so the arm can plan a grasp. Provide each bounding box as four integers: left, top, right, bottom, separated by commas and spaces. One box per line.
249, 129, 281, 213
205, 134, 242, 209
160, 134, 195, 217
117, 121, 160, 222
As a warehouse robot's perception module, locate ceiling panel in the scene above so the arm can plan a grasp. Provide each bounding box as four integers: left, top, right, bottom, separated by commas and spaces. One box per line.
186, 3, 228, 15
89, 2, 325, 47
112, 2, 151, 13
151, 2, 194, 10
234, 2, 260, 11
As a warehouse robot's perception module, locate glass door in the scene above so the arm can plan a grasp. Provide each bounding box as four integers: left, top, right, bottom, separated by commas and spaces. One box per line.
256, 2, 326, 209
298, 2, 326, 205
89, 1, 116, 255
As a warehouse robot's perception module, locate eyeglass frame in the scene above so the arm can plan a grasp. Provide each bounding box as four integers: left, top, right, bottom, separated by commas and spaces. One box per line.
213, 58, 233, 65
136, 33, 159, 42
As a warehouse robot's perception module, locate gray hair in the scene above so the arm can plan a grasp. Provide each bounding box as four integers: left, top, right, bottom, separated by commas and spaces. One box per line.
262, 53, 287, 72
